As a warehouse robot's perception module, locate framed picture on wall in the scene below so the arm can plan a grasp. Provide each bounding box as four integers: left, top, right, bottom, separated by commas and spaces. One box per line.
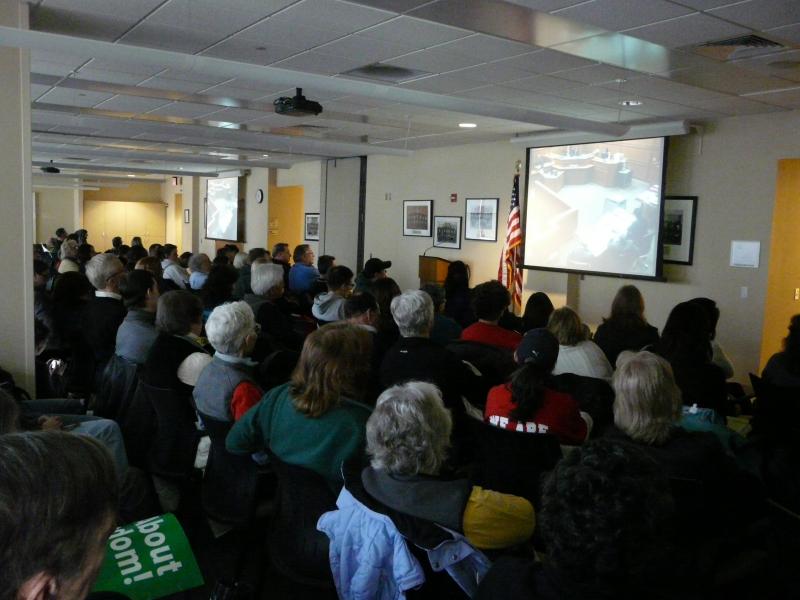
465, 197, 499, 241
663, 195, 697, 265
433, 216, 462, 249
403, 200, 433, 237
304, 213, 320, 241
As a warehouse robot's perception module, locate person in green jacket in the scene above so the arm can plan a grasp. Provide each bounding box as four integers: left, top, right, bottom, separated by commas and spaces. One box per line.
226, 322, 373, 487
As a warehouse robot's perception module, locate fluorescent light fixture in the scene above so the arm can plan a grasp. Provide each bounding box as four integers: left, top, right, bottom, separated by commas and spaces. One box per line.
262, 154, 270, 157
127, 174, 135, 177
619, 99, 643, 107
511, 120, 691, 147
459, 122, 477, 128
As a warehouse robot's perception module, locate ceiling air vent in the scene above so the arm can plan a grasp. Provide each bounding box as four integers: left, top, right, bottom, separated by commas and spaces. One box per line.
343, 63, 430, 84
692, 34, 787, 61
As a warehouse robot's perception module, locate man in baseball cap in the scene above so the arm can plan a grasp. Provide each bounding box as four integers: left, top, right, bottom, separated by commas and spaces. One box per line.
355, 257, 392, 292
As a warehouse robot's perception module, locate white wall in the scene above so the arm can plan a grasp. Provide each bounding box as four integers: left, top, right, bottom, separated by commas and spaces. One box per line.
360, 109, 800, 383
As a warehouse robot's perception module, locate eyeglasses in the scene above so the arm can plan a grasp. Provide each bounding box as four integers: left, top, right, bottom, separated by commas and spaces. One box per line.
252, 323, 262, 336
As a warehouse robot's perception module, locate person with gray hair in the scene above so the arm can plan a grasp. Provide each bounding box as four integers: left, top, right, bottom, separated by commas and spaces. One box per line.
188, 252, 211, 290
57, 238, 80, 273
248, 261, 304, 351
233, 251, 249, 269
82, 253, 127, 390
380, 290, 482, 463
0, 431, 118, 600
194, 301, 263, 422
346, 381, 534, 549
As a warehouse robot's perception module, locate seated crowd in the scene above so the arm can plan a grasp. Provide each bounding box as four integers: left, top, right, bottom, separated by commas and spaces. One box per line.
4, 229, 798, 598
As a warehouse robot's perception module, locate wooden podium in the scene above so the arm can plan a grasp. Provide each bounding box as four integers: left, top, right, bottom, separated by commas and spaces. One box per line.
419, 255, 450, 287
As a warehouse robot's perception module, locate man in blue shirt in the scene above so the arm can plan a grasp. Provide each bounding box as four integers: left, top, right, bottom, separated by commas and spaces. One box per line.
288, 244, 320, 294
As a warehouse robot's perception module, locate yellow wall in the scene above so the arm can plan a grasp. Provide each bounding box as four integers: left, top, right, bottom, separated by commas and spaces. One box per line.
34, 188, 77, 243
268, 184, 304, 253
83, 199, 166, 250
760, 159, 800, 369
83, 181, 162, 204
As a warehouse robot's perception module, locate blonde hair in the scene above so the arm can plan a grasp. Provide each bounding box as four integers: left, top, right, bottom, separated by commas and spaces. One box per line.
612, 351, 681, 444
548, 306, 585, 346
290, 323, 372, 417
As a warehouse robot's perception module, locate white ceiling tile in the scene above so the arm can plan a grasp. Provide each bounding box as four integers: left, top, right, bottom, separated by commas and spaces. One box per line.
600, 74, 728, 102
86, 59, 166, 78
399, 73, 486, 93
70, 68, 150, 85
151, 69, 233, 87
200, 38, 299, 65
767, 22, 800, 45
345, 0, 433, 11
745, 87, 800, 108
31, 50, 92, 70
359, 16, 471, 46
454, 62, 539, 84
140, 0, 296, 35
691, 96, 787, 115
671, 64, 796, 94
38, 87, 115, 107
498, 49, 597, 74
30, 6, 139, 41
272, 52, 368, 75
235, 22, 345, 51
625, 13, 751, 48
553, 0, 693, 32
201, 83, 281, 100
205, 107, 272, 123
31, 84, 52, 100
118, 23, 225, 54
732, 49, 800, 82
136, 76, 222, 94
667, 0, 739, 8
504, 0, 597, 10
315, 34, 420, 62
146, 101, 224, 119
436, 34, 536, 61
254, 0, 394, 36
555, 63, 645, 84
384, 48, 485, 72
709, 0, 800, 31
506, 74, 582, 93
31, 60, 78, 78
93, 96, 172, 113
548, 84, 627, 102
40, 0, 165, 22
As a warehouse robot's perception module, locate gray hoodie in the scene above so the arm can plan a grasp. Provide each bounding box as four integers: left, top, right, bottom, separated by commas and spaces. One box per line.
312, 292, 346, 322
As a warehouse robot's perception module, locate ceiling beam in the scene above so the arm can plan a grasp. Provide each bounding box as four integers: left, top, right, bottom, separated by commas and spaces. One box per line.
0, 25, 629, 136
33, 161, 217, 177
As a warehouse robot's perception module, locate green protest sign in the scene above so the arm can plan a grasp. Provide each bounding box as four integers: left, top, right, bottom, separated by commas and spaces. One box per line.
91, 513, 203, 599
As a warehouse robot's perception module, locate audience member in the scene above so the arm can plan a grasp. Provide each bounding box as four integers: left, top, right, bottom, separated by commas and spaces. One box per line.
521, 291, 554, 332
443, 260, 474, 327
654, 301, 727, 415
125, 244, 147, 271
136, 255, 179, 293
188, 252, 211, 290
288, 244, 320, 294
232, 251, 248, 269
762, 314, 800, 388
148, 243, 162, 258
76, 243, 95, 270
226, 323, 373, 487
593, 284, 659, 366
421, 283, 462, 345
141, 290, 211, 394
0, 431, 119, 600
318, 254, 336, 278
251, 262, 304, 352
369, 277, 401, 347
179, 251, 192, 269
272, 242, 291, 286
57, 238, 80, 274
232, 247, 269, 299
688, 297, 735, 379
194, 301, 263, 422
160, 243, 189, 289
476, 439, 677, 600
485, 328, 589, 444
461, 281, 523, 351
111, 236, 123, 252
83, 253, 127, 388
115, 269, 159, 364
33, 259, 53, 334
354, 257, 391, 292
312, 265, 354, 323
548, 306, 612, 380
201, 264, 239, 318
131, 235, 143, 247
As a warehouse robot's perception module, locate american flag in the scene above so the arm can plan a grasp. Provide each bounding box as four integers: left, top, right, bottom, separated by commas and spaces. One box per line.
498, 171, 523, 313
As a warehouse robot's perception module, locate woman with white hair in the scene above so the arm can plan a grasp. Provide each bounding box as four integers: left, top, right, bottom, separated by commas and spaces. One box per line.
250, 261, 305, 351
194, 301, 263, 422
187, 252, 211, 290
57, 238, 80, 273
318, 381, 534, 597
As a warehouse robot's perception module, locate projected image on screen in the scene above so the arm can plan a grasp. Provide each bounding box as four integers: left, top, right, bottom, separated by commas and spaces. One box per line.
524, 138, 665, 278
206, 177, 239, 241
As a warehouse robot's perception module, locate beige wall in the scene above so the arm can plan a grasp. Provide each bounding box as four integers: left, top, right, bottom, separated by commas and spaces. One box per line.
34, 187, 78, 243
84, 181, 162, 204
357, 109, 800, 384
278, 161, 323, 256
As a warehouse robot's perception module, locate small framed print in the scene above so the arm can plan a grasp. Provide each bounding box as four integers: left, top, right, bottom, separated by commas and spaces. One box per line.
183, 209, 190, 224
304, 213, 320, 241
434, 216, 462, 249
465, 197, 499, 242
663, 196, 697, 265
403, 200, 433, 237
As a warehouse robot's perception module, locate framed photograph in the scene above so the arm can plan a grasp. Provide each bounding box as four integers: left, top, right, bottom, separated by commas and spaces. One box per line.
465, 197, 499, 241
183, 209, 190, 224
434, 216, 462, 249
663, 196, 697, 265
403, 200, 433, 237
304, 213, 320, 241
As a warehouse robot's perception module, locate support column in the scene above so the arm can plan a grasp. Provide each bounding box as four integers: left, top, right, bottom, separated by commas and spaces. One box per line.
0, 0, 34, 392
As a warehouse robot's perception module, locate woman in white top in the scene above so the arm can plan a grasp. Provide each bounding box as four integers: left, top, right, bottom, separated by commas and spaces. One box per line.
548, 306, 613, 380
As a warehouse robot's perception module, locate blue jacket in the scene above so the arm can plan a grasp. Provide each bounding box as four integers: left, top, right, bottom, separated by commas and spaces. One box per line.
318, 488, 490, 599
288, 263, 320, 294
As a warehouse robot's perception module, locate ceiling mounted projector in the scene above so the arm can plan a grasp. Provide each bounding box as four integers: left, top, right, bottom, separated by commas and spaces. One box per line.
40, 161, 60, 174
273, 88, 323, 117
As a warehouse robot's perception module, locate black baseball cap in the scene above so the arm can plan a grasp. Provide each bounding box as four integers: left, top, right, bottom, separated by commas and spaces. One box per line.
364, 257, 391, 277
515, 328, 559, 370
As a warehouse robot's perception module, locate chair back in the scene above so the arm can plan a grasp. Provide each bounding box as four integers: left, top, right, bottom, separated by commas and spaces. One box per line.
94, 354, 139, 421
749, 373, 800, 440
548, 372, 615, 436
142, 380, 200, 480
257, 350, 300, 392
266, 450, 336, 588
468, 419, 562, 506
446, 340, 516, 397
198, 411, 261, 526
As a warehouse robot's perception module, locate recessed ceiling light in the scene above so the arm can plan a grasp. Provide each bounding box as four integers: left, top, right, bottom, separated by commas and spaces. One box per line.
619, 99, 643, 107
262, 154, 269, 157
178, 167, 183, 170
127, 174, 135, 177
459, 122, 477, 128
